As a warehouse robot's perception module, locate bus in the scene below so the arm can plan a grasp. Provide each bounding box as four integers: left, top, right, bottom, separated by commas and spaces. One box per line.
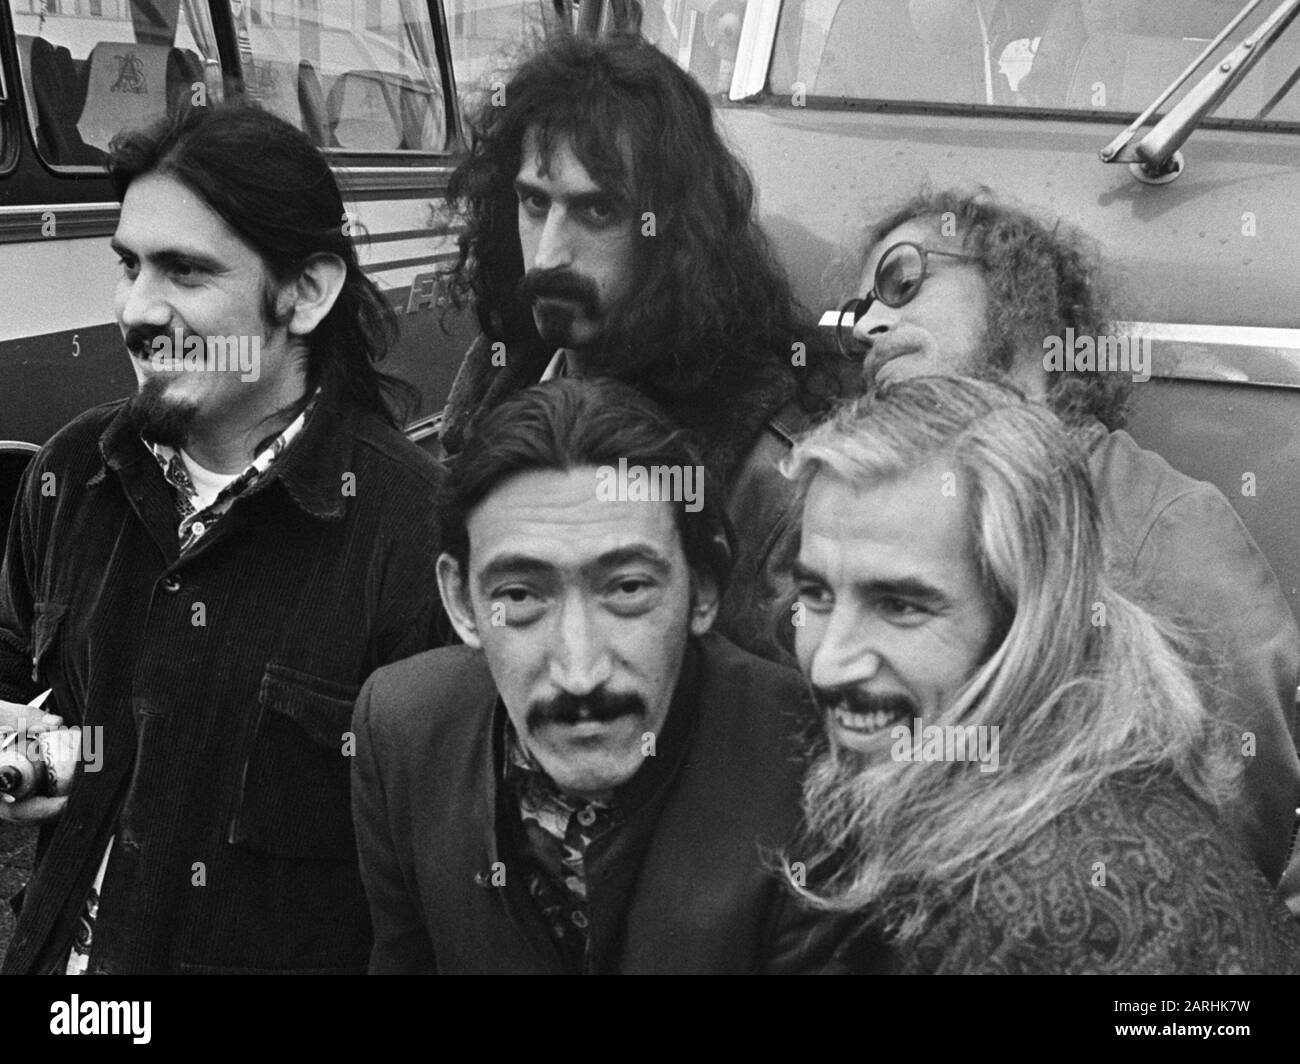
4, 0, 1300, 624
628, 0, 1300, 624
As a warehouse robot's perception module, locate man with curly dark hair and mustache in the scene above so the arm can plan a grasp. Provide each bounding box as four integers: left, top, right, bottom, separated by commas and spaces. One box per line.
439, 31, 837, 663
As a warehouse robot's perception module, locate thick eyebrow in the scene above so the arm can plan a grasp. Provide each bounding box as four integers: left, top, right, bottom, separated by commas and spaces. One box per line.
588, 546, 671, 579
110, 237, 225, 273
477, 545, 671, 592
792, 561, 949, 606
477, 554, 554, 592
512, 176, 622, 213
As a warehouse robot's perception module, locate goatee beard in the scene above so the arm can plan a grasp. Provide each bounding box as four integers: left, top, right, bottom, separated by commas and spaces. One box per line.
534, 302, 578, 349
127, 375, 198, 448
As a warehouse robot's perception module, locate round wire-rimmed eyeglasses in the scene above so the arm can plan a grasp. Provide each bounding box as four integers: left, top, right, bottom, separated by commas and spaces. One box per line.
834, 241, 979, 359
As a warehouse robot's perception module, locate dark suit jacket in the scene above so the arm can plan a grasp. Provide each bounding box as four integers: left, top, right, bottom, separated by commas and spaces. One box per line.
351, 632, 836, 973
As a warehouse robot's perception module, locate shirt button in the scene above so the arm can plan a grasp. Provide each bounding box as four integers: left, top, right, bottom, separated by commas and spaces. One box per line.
577, 807, 597, 827
571, 910, 589, 929
161, 575, 181, 593
191, 521, 206, 536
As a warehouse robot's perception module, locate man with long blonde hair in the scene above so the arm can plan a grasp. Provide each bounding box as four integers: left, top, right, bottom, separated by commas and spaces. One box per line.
836, 191, 1299, 888
786, 376, 1300, 973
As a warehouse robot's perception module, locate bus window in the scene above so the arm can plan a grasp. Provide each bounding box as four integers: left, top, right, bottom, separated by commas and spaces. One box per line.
638, 0, 747, 94
442, 1, 746, 108
772, 0, 1300, 125
8, 0, 222, 169
238, 0, 447, 151
444, 0, 554, 114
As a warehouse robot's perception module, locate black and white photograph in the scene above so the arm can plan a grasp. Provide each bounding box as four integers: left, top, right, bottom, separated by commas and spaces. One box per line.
0, 0, 1297, 1039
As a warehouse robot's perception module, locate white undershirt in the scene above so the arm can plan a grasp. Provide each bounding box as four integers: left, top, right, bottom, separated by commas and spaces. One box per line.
179, 448, 240, 511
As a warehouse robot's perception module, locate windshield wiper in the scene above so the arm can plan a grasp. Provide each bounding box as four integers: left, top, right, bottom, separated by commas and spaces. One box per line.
1101, 0, 1300, 179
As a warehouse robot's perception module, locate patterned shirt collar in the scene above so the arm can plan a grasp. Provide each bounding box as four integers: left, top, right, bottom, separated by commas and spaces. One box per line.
497, 645, 703, 968
502, 719, 616, 968
503, 721, 615, 845
146, 391, 319, 550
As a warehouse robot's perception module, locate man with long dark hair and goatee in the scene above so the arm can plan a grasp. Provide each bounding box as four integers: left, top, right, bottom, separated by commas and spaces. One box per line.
0, 102, 445, 974
441, 30, 836, 662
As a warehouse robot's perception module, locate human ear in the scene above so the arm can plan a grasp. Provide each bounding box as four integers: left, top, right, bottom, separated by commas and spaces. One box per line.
688, 568, 720, 636
436, 552, 483, 649
284, 253, 347, 337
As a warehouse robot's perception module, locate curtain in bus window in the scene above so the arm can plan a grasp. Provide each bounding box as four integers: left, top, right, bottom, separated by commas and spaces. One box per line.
179, 0, 222, 99
640, 0, 747, 94
394, 0, 447, 149
445, 1, 551, 114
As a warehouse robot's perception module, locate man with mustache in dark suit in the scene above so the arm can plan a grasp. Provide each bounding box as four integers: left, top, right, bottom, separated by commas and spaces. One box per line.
353, 378, 837, 973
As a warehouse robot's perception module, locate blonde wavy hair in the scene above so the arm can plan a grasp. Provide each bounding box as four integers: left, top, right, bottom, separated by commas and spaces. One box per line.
783, 376, 1240, 940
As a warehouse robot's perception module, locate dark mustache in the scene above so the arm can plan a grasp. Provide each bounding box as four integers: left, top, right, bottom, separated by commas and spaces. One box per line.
811, 686, 918, 721
123, 325, 180, 359
517, 268, 600, 318
526, 688, 646, 729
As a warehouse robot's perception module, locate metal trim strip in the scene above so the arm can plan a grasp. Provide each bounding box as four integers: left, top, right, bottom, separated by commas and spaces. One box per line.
366, 251, 459, 275
333, 166, 456, 195
0, 203, 460, 248
1118, 320, 1300, 389
0, 202, 120, 243
815, 314, 1300, 390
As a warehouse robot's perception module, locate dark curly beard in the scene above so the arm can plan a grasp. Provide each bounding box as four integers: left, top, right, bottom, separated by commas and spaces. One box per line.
126, 375, 198, 448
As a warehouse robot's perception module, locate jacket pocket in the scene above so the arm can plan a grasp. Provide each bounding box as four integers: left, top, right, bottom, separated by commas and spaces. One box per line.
228, 664, 360, 860
30, 601, 67, 685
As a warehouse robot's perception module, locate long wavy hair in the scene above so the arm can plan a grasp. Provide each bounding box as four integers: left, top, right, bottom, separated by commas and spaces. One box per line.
108, 101, 414, 427
446, 32, 809, 443
854, 189, 1129, 430
783, 377, 1239, 941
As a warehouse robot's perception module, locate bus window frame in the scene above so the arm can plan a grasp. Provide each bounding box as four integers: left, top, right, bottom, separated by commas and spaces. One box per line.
0, 0, 20, 177
738, 89, 1300, 137
758, 1, 1300, 136
4, 0, 462, 177
228, 0, 461, 160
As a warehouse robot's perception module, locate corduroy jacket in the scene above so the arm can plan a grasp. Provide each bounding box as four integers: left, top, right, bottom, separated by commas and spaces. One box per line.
0, 397, 445, 974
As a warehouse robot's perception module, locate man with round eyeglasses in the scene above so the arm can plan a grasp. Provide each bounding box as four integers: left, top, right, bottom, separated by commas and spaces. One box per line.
825, 190, 1300, 897
834, 241, 980, 372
